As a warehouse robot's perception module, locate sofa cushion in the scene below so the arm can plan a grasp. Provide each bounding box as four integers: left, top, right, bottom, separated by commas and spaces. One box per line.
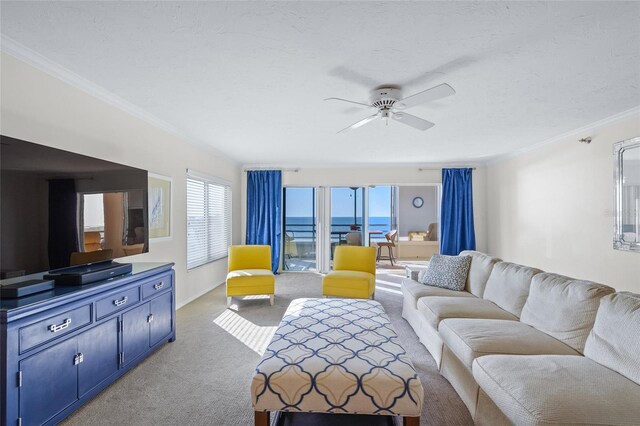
416, 297, 517, 329
520, 273, 615, 354
440, 318, 579, 370
401, 278, 474, 308
459, 250, 500, 298
482, 262, 543, 317
473, 354, 640, 426
584, 292, 640, 385
420, 254, 471, 291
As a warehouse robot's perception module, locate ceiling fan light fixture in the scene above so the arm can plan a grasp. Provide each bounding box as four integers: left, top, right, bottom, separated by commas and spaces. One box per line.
328, 82, 454, 133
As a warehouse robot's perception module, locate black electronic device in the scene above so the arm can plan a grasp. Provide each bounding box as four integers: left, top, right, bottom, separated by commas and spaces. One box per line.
0, 135, 149, 276
44, 261, 133, 286
0, 279, 55, 298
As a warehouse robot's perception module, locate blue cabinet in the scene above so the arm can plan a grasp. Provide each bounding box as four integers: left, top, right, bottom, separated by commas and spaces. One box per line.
18, 318, 119, 426
19, 339, 78, 426
78, 318, 119, 397
150, 291, 172, 347
1, 263, 176, 426
122, 303, 150, 366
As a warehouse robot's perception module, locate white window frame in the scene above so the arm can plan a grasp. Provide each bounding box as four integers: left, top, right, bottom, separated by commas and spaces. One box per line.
186, 169, 232, 270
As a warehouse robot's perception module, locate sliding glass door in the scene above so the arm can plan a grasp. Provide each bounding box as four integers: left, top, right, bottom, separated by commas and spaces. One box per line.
368, 186, 398, 246
282, 187, 316, 271
330, 187, 365, 259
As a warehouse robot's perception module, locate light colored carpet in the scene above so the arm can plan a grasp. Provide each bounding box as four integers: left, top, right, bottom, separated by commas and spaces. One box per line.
62, 271, 472, 426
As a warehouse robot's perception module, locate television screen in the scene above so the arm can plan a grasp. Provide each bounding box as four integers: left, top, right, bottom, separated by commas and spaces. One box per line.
1, 135, 149, 277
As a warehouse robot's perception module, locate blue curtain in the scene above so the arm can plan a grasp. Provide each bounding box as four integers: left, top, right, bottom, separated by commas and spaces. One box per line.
440, 168, 476, 255
246, 170, 282, 273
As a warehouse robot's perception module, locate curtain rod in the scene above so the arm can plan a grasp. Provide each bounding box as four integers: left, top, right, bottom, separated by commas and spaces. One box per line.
243, 168, 299, 173
418, 167, 477, 171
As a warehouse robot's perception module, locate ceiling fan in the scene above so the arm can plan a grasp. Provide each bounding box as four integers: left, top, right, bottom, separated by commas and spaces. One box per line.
325, 83, 455, 133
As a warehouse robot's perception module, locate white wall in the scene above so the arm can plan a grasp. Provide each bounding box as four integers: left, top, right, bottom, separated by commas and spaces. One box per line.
241, 166, 488, 253
398, 186, 438, 237
487, 112, 640, 293
0, 53, 242, 307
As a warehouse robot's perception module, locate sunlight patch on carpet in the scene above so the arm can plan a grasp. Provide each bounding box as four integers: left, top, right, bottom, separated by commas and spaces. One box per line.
213, 309, 277, 355
373, 286, 402, 296
376, 278, 401, 288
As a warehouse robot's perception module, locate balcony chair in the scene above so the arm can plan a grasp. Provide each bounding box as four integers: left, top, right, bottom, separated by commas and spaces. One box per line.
376, 229, 397, 266
284, 231, 298, 258
322, 245, 377, 299
344, 231, 362, 246
226, 245, 275, 307
83, 231, 102, 252
427, 222, 438, 241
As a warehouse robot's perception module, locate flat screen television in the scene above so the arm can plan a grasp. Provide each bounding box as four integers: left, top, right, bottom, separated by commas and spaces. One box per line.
0, 135, 149, 277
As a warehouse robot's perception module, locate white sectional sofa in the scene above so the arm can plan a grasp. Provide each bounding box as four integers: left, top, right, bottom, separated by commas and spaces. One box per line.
401, 250, 640, 425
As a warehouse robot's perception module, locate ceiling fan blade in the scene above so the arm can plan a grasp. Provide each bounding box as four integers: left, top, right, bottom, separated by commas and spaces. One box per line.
391, 112, 435, 131
396, 83, 455, 109
324, 97, 374, 108
337, 114, 379, 133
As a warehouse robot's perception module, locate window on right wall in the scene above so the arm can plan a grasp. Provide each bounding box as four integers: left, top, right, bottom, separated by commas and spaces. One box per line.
186, 170, 232, 269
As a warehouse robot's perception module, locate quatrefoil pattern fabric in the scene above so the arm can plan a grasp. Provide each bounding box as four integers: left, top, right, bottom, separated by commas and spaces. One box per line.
251, 298, 424, 416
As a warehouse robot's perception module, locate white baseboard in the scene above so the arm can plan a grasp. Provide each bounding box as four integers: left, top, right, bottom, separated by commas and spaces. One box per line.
176, 282, 224, 310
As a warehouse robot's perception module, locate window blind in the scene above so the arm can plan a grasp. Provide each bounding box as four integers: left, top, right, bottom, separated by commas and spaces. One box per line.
186, 172, 232, 270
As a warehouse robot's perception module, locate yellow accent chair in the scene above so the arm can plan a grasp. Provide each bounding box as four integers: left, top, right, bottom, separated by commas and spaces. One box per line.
322, 245, 377, 299
226, 245, 275, 307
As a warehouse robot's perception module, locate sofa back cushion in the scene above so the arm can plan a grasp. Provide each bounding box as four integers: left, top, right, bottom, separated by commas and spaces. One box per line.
520, 273, 615, 354
584, 292, 640, 385
459, 250, 501, 298
482, 262, 543, 317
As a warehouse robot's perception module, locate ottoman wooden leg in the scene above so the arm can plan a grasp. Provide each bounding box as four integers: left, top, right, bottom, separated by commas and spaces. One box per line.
255, 410, 270, 426
403, 416, 419, 426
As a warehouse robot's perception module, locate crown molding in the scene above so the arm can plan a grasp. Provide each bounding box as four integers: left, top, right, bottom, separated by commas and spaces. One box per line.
241, 161, 488, 170
486, 106, 640, 165
0, 35, 240, 166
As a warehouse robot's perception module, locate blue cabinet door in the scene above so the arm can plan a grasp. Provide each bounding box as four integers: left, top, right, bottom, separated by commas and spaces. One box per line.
78, 317, 119, 396
19, 338, 78, 426
149, 292, 173, 346
122, 303, 149, 365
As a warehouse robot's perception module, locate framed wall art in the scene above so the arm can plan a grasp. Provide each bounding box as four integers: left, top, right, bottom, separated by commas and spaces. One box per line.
148, 173, 172, 239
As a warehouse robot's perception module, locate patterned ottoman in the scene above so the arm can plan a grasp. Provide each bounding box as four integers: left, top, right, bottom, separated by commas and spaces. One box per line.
251, 298, 423, 426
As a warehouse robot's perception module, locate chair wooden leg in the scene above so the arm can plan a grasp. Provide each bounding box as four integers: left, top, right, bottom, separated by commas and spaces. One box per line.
376, 246, 381, 262
255, 410, 270, 426
269, 295, 274, 306
403, 416, 419, 426
388, 246, 395, 266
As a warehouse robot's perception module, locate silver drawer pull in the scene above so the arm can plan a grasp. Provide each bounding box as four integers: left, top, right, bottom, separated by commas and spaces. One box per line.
153, 282, 164, 290
48, 318, 72, 333
113, 296, 128, 306
73, 352, 84, 365
147, 314, 154, 323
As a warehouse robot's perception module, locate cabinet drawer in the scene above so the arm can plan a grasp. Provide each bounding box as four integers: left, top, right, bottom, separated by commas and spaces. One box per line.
96, 287, 140, 319
141, 275, 173, 300
19, 304, 92, 353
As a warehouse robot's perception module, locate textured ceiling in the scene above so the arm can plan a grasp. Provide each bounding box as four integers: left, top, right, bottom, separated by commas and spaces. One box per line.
1, 1, 639, 166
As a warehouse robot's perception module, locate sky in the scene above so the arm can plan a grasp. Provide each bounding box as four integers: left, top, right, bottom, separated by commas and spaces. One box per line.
284, 186, 391, 218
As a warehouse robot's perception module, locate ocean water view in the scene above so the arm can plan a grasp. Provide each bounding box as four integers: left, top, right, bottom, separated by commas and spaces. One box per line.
284, 216, 392, 241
